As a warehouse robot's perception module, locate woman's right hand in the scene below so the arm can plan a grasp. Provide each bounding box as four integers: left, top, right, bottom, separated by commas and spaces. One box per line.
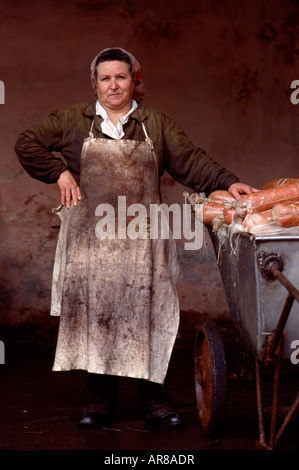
57, 169, 82, 208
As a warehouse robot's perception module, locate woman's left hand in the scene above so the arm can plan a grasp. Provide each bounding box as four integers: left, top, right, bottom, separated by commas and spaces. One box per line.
228, 182, 260, 200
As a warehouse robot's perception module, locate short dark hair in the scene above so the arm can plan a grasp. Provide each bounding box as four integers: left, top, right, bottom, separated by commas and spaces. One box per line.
95, 48, 133, 77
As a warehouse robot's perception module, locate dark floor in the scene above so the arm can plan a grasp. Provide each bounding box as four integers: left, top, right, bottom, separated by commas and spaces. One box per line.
0, 321, 298, 455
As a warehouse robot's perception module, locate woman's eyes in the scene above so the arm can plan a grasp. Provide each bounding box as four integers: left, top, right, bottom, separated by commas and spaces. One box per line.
100, 75, 126, 81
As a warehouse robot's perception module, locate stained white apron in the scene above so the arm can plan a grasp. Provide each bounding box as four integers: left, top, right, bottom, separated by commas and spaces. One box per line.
50, 123, 180, 384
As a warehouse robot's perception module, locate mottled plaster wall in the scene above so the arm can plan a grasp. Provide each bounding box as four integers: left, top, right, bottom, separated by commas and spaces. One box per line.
0, 0, 298, 342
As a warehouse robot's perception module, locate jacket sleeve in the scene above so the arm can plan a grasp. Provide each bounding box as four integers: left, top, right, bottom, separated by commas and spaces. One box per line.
15, 109, 69, 184
160, 114, 240, 195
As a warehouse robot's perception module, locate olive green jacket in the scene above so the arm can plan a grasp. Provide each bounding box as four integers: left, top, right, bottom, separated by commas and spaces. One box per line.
15, 100, 239, 194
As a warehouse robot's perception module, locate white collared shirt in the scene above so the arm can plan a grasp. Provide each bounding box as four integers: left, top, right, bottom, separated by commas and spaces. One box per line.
95, 99, 138, 139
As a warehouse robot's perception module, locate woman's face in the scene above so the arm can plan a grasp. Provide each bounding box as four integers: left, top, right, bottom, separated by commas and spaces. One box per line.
96, 60, 134, 113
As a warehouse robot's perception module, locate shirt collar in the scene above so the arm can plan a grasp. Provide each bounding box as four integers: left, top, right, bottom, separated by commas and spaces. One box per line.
95, 99, 138, 139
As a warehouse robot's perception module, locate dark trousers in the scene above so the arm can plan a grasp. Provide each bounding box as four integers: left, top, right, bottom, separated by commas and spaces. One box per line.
85, 372, 169, 414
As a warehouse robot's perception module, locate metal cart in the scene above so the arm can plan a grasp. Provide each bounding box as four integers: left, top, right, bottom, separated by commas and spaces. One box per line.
194, 227, 299, 449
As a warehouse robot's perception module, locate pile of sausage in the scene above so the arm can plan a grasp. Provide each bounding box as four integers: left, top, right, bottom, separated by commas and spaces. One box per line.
187, 178, 299, 232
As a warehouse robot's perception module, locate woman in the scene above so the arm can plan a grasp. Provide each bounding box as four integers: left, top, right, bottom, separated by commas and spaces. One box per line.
15, 47, 256, 429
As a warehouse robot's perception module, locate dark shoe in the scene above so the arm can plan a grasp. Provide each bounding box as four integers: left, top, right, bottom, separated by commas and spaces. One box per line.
78, 408, 114, 429
144, 402, 183, 428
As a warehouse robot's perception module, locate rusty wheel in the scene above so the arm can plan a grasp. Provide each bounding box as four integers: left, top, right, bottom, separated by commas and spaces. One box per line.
194, 320, 227, 437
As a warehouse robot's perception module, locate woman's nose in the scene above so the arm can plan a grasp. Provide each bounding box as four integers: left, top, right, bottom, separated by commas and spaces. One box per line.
110, 79, 118, 89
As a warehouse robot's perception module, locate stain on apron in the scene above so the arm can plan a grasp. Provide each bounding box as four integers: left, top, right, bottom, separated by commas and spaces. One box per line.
51, 124, 180, 384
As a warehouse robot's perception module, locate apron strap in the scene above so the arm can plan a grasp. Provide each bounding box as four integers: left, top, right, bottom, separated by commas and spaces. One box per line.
142, 122, 154, 151
89, 118, 95, 137
141, 122, 149, 139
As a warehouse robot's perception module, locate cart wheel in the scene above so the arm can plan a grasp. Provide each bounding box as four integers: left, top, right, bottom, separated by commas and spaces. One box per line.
194, 320, 227, 437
